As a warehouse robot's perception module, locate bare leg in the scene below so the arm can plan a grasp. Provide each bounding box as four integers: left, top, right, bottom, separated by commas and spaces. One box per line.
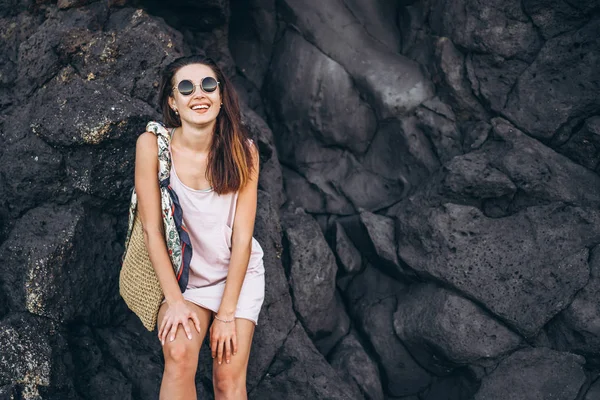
213, 318, 256, 400
158, 301, 212, 400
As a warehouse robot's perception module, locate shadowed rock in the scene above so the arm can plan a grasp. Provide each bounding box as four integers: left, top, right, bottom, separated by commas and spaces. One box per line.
282, 208, 349, 354
279, 0, 434, 118
474, 348, 586, 400
394, 283, 522, 374
265, 29, 376, 155
344, 265, 431, 396
585, 378, 600, 400
547, 244, 600, 361
249, 323, 361, 399
329, 330, 384, 400
557, 116, 600, 172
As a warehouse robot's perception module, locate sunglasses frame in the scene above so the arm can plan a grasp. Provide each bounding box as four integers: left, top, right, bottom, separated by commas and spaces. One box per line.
173, 77, 220, 96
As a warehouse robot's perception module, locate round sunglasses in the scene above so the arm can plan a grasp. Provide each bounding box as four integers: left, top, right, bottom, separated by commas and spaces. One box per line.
173, 77, 220, 96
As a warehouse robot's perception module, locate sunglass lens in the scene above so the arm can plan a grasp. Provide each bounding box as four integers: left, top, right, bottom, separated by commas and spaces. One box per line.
202, 77, 218, 93
178, 80, 194, 95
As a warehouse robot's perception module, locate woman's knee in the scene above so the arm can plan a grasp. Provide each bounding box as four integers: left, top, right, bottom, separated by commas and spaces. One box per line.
214, 369, 245, 393
164, 340, 197, 371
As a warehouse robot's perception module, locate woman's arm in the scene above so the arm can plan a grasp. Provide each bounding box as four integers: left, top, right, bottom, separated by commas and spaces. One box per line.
217, 141, 260, 319
135, 132, 201, 342
135, 132, 184, 304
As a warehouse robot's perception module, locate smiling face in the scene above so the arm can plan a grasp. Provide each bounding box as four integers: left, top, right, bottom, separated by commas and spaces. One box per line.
168, 63, 222, 126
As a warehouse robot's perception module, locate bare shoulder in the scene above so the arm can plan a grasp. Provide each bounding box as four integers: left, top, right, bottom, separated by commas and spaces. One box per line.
136, 131, 158, 158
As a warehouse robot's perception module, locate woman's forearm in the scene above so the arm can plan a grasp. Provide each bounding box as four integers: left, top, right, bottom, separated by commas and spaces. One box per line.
218, 240, 252, 317
143, 229, 185, 304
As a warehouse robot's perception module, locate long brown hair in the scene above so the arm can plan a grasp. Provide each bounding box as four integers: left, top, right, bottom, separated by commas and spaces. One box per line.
158, 55, 255, 194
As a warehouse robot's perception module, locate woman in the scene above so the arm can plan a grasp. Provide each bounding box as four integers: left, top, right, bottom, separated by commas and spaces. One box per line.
134, 55, 265, 399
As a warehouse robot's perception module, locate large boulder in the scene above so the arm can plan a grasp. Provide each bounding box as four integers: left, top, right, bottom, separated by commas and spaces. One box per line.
279, 0, 434, 118
0, 204, 124, 325
474, 348, 586, 400
394, 283, 522, 374
394, 200, 598, 337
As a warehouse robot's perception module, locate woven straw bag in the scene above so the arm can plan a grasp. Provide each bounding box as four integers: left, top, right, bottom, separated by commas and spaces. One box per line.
119, 212, 164, 331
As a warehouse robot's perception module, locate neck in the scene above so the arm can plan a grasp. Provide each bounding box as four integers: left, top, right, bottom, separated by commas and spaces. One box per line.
173, 120, 216, 153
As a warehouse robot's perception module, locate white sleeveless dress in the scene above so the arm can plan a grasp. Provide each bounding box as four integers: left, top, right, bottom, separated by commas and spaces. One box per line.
164, 141, 266, 325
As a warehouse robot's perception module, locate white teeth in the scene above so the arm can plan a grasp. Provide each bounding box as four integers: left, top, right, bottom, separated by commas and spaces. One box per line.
191, 105, 209, 110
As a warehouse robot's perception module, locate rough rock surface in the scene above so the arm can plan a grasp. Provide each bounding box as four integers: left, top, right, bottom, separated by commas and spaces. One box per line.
328, 331, 384, 400
394, 283, 522, 373
282, 208, 349, 355
1, 0, 600, 398
474, 348, 586, 400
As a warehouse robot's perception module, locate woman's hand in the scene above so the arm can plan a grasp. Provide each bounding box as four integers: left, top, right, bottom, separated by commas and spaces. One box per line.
158, 300, 202, 345
210, 315, 238, 365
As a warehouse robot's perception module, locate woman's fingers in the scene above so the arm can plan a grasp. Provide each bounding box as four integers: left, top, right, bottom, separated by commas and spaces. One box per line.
183, 319, 192, 340
167, 321, 178, 342
217, 339, 224, 365
211, 334, 217, 359
190, 312, 202, 334
225, 339, 231, 364
159, 318, 168, 343
232, 333, 238, 356
159, 319, 170, 345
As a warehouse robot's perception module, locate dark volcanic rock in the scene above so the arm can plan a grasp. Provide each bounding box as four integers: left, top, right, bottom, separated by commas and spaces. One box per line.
415, 97, 464, 164
328, 331, 384, 400
433, 37, 488, 122
360, 116, 439, 191
67, 325, 132, 400
395, 201, 598, 337
393, 283, 522, 374
242, 191, 297, 390
94, 317, 163, 400
282, 208, 349, 354
0, 204, 123, 325
30, 66, 155, 147
0, 125, 65, 218
343, 0, 401, 52
241, 105, 285, 209
345, 265, 431, 396
474, 348, 586, 400
547, 244, 600, 360
0, 313, 76, 399
429, 0, 542, 60
229, 0, 277, 89
278, 0, 434, 118
558, 116, 600, 172
585, 378, 600, 400
502, 19, 600, 142
331, 222, 362, 275
265, 29, 376, 155
338, 211, 410, 279
250, 323, 361, 400
523, 0, 598, 40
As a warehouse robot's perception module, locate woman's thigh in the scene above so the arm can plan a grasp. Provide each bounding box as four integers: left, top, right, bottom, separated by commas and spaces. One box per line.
212, 318, 256, 382
157, 301, 213, 359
